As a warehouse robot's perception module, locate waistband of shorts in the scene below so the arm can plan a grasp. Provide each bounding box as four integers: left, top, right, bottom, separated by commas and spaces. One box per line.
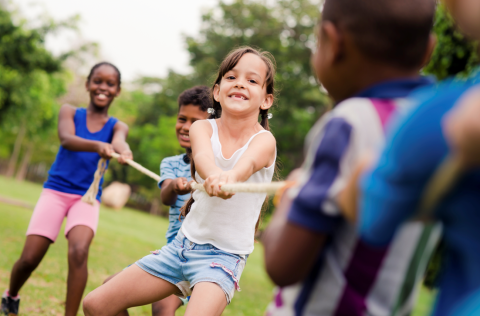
177, 230, 247, 260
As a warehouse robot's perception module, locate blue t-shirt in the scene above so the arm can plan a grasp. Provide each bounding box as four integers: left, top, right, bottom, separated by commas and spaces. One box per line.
44, 108, 118, 201
359, 74, 480, 316
158, 153, 191, 244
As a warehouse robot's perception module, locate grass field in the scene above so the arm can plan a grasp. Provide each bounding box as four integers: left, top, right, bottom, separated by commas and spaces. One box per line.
0, 175, 436, 315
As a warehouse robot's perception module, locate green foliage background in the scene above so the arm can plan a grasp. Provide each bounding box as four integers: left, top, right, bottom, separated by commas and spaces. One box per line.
1, 1, 478, 212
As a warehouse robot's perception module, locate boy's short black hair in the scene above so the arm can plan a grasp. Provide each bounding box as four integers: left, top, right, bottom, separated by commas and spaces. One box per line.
178, 86, 212, 112
323, 0, 436, 69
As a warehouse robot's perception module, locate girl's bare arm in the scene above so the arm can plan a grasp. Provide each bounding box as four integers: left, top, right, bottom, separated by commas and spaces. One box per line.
190, 120, 223, 179
58, 104, 113, 159
229, 132, 276, 182
111, 121, 133, 164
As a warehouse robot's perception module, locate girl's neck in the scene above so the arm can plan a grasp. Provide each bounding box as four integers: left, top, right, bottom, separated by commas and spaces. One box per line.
87, 102, 110, 117
216, 112, 261, 139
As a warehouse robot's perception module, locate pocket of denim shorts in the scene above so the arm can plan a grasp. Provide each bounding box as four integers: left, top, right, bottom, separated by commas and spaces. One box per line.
211, 247, 242, 261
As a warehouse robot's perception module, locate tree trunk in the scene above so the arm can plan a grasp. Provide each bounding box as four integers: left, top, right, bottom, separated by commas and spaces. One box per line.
15, 142, 34, 181
6, 123, 26, 177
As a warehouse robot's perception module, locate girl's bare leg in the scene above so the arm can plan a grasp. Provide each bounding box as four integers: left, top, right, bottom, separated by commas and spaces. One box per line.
151, 295, 182, 316
83, 265, 179, 316
103, 272, 130, 316
9, 235, 51, 296
184, 282, 228, 316
65, 225, 94, 316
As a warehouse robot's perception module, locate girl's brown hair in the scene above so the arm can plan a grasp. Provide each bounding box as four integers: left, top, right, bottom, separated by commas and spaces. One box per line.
180, 46, 277, 222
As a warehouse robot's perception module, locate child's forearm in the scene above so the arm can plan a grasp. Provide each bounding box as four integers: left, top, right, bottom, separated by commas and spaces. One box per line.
160, 180, 177, 206
112, 140, 131, 155
111, 122, 131, 155
60, 134, 103, 153
194, 153, 223, 180
231, 157, 256, 182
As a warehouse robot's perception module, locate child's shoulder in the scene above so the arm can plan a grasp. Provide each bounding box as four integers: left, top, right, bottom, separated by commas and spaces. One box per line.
161, 154, 189, 166
191, 119, 213, 130
328, 97, 383, 128
59, 103, 79, 115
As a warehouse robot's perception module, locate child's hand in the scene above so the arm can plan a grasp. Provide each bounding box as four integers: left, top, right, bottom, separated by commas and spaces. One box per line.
96, 142, 115, 159
117, 150, 133, 165
204, 171, 237, 200
173, 177, 192, 195
444, 87, 480, 168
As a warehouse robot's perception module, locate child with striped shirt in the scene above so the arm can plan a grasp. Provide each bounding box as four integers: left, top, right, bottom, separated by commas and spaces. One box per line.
263, 0, 440, 315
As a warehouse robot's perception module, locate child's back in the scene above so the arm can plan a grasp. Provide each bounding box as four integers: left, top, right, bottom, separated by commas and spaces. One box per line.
360, 72, 480, 316
357, 0, 480, 313
263, 0, 438, 315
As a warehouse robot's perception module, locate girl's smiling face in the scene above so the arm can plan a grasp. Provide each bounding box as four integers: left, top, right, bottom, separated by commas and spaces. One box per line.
213, 53, 273, 117
86, 64, 121, 108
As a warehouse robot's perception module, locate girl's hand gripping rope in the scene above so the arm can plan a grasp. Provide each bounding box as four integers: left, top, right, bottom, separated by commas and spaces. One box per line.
204, 170, 237, 200
116, 149, 133, 165
95, 142, 115, 159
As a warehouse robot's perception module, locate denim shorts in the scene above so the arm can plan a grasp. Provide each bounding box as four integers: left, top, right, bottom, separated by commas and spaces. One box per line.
136, 230, 247, 304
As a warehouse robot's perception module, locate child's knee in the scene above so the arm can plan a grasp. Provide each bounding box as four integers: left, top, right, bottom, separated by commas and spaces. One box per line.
68, 244, 89, 267
82, 292, 103, 316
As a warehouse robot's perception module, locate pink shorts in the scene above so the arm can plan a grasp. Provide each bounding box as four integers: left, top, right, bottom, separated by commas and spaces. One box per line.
26, 188, 100, 242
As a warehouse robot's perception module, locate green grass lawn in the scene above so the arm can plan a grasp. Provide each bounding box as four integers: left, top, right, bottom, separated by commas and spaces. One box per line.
0, 175, 436, 315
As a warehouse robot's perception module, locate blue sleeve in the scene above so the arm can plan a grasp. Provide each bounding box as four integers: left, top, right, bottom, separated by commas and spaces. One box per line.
359, 87, 462, 246
158, 158, 176, 189
287, 118, 352, 233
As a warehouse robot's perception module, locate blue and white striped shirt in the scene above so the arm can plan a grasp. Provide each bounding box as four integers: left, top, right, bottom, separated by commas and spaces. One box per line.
158, 153, 191, 243
267, 78, 440, 316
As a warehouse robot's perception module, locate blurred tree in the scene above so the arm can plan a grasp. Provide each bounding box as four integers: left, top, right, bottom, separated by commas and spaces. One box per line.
135, 0, 329, 177
424, 4, 479, 80
0, 4, 82, 177
423, 4, 479, 291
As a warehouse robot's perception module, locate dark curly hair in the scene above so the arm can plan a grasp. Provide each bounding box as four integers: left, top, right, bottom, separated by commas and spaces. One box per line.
177, 85, 212, 112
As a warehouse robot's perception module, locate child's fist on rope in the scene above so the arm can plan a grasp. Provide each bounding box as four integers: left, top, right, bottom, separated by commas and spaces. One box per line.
204, 170, 237, 200
96, 142, 115, 159
116, 149, 133, 165
172, 177, 192, 195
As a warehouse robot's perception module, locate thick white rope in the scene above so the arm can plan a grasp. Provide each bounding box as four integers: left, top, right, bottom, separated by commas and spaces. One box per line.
81, 158, 109, 205
191, 182, 287, 195
82, 153, 285, 205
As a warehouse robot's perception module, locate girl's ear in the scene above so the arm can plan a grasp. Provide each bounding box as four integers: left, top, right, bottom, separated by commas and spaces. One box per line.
260, 94, 274, 110
115, 86, 122, 97
85, 80, 90, 91
213, 84, 220, 102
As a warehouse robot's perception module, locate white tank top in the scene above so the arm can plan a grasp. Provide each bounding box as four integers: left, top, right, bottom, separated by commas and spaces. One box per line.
181, 119, 275, 255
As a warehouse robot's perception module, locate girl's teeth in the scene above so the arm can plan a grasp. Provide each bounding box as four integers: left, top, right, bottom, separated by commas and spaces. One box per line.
98, 94, 107, 100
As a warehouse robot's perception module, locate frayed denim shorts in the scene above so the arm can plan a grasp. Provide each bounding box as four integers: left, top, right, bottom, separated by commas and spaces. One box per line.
136, 230, 247, 304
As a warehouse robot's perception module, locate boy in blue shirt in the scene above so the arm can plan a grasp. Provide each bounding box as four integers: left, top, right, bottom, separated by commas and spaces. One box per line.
158, 86, 211, 246
262, 0, 439, 315
90, 86, 211, 316
356, 1, 480, 315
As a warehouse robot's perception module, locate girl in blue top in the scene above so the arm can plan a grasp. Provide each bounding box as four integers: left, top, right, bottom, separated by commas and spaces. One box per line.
2, 62, 132, 316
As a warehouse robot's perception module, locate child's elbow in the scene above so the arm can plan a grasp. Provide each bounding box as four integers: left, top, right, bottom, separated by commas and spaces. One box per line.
59, 137, 70, 149
264, 252, 302, 287
265, 261, 301, 287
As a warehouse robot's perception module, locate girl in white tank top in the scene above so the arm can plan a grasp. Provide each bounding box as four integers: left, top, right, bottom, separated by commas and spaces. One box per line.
182, 118, 275, 254
83, 47, 278, 316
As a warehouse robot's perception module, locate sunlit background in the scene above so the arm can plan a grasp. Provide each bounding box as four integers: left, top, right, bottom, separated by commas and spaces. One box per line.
0, 0, 478, 314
